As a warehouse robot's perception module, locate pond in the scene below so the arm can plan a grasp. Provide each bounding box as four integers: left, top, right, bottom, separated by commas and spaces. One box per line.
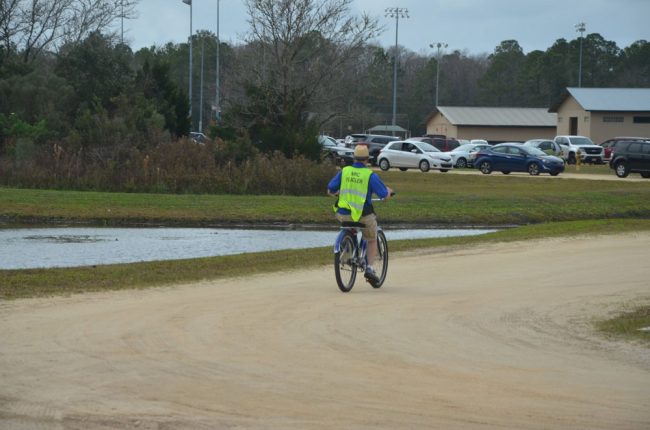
0, 227, 497, 270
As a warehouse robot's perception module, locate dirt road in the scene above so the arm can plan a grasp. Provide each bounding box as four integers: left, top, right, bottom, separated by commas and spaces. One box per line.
1, 233, 649, 429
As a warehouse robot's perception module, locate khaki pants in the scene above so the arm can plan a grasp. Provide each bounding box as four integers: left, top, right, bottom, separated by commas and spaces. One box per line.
335, 213, 378, 241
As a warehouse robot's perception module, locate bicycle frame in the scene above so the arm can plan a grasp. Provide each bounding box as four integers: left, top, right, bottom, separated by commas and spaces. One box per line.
333, 225, 372, 272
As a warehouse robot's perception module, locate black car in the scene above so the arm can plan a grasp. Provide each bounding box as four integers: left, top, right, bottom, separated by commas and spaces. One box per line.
609, 139, 650, 178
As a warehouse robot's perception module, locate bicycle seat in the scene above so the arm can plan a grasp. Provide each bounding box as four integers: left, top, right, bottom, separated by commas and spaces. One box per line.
341, 221, 366, 228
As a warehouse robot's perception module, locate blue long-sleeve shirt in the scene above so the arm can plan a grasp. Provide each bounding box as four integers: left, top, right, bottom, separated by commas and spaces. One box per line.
327, 163, 389, 215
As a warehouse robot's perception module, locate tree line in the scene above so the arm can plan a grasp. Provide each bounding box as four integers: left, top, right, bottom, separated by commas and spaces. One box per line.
1, 0, 648, 194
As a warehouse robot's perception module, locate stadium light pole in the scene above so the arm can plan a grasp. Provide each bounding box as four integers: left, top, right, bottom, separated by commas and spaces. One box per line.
182, 0, 193, 123
385, 7, 409, 134
199, 39, 205, 132
575, 22, 586, 88
429, 42, 447, 107
215, 0, 221, 121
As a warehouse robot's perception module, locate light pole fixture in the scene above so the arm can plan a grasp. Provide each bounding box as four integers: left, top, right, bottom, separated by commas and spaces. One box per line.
182, 0, 193, 122
429, 42, 447, 107
385, 7, 409, 134
575, 22, 586, 88
215, 0, 221, 121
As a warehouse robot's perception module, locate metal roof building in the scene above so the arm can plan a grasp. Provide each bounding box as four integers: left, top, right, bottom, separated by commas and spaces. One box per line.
550, 88, 650, 143
550, 88, 650, 112
425, 107, 557, 143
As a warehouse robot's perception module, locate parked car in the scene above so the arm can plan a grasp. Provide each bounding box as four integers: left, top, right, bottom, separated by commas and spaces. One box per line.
410, 136, 460, 152
523, 139, 563, 157
351, 134, 400, 164
474, 143, 565, 176
190, 132, 207, 144
447, 142, 490, 168
344, 133, 370, 147
609, 139, 650, 178
319, 135, 354, 165
554, 135, 604, 164
600, 137, 649, 161
470, 139, 489, 145
377, 140, 454, 173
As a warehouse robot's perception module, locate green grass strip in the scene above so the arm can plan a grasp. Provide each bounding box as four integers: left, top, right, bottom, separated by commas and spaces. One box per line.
3, 171, 650, 226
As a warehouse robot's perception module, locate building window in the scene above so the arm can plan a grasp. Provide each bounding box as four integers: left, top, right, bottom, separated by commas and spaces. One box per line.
633, 116, 650, 124
603, 116, 624, 123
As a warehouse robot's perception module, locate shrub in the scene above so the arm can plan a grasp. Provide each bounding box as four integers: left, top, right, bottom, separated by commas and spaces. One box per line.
0, 137, 337, 196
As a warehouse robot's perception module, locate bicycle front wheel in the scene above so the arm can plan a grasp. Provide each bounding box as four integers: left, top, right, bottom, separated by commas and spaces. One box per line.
334, 232, 357, 292
372, 230, 389, 288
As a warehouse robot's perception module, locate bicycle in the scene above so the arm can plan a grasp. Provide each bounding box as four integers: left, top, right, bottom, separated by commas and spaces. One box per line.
333, 198, 390, 293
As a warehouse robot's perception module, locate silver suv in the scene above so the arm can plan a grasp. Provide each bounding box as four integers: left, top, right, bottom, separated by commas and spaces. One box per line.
554, 135, 604, 164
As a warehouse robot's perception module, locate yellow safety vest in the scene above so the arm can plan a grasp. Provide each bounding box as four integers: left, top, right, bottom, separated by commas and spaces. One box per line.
335, 166, 372, 221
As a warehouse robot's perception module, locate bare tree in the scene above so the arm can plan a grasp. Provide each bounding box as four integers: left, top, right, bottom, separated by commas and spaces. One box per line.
241, 0, 383, 127
0, 0, 138, 63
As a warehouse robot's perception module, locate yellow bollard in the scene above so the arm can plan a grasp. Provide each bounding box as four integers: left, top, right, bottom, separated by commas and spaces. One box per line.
575, 151, 581, 171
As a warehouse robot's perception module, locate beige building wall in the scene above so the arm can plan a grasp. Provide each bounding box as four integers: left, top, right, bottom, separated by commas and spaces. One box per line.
456, 127, 554, 142
589, 112, 650, 143
426, 113, 458, 137
555, 96, 590, 136
426, 112, 554, 142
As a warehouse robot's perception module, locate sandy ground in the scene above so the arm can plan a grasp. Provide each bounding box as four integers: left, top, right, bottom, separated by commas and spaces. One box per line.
1, 233, 649, 429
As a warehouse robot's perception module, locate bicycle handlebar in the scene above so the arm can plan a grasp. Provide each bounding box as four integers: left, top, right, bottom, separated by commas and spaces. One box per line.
371, 192, 396, 202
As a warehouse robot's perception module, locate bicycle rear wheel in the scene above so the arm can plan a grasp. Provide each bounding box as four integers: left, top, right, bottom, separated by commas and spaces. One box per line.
371, 230, 389, 288
334, 232, 357, 292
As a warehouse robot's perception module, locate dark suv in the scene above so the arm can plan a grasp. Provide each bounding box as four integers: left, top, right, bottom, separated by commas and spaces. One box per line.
351, 134, 400, 163
601, 136, 649, 161
412, 136, 460, 152
609, 139, 650, 178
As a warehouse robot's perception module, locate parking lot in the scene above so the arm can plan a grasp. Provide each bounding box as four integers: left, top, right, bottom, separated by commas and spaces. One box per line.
377, 166, 649, 182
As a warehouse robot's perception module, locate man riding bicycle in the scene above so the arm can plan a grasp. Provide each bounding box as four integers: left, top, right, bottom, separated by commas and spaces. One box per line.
327, 144, 393, 285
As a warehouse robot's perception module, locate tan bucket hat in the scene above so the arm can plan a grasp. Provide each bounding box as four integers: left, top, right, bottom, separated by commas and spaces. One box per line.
353, 144, 369, 160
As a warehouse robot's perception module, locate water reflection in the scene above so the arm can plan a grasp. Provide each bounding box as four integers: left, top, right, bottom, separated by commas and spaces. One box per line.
0, 227, 496, 270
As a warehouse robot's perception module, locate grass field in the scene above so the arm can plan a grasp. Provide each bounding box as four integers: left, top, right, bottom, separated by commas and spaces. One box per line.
2, 167, 650, 226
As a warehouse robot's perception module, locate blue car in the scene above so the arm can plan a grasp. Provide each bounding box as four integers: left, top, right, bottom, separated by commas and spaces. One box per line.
474, 143, 565, 176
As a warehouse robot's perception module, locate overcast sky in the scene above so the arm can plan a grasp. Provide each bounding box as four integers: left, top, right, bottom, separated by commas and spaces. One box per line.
122, 0, 649, 56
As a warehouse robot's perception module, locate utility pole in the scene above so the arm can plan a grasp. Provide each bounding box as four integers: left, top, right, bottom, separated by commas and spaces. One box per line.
385, 7, 409, 135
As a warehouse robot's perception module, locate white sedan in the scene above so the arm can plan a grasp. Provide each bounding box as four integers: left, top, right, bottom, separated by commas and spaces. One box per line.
448, 142, 491, 168
377, 140, 453, 172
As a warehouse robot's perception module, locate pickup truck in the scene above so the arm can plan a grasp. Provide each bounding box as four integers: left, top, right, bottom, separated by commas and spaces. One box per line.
554, 135, 605, 164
